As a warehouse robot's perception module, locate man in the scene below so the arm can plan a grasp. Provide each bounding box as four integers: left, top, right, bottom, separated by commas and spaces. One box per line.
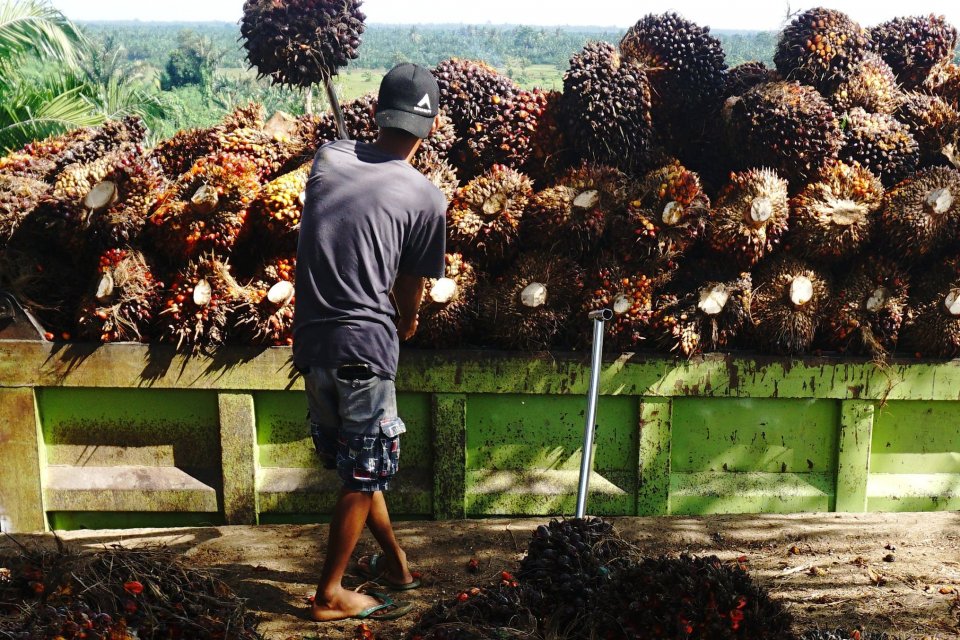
293, 63, 447, 622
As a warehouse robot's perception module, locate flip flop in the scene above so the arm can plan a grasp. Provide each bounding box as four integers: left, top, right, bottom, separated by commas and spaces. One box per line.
353, 592, 414, 621
357, 554, 422, 590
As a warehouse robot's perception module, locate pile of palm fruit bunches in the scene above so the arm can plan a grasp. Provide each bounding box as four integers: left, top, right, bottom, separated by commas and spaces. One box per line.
3, 8, 960, 358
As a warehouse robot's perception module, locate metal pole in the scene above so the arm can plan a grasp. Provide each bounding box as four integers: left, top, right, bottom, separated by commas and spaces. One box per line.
323, 75, 350, 141
575, 308, 613, 519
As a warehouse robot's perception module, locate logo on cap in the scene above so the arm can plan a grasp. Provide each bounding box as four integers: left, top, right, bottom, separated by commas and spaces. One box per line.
414, 93, 432, 114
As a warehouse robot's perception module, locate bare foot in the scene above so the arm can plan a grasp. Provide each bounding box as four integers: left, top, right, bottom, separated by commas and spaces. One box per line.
359, 551, 415, 586
309, 588, 381, 622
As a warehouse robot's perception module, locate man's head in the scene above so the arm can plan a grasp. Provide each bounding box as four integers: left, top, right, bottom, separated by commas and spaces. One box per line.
375, 63, 440, 139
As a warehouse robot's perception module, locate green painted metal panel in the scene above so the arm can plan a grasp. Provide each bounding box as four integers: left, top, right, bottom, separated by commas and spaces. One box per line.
871, 402, 960, 473
671, 398, 840, 473
670, 472, 834, 514
38, 388, 220, 472
637, 398, 671, 516
48, 511, 224, 531
868, 474, 960, 511
0, 388, 46, 533
835, 401, 874, 513
432, 394, 467, 520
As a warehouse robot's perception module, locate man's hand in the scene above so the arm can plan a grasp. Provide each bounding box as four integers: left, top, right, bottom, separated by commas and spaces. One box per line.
397, 313, 419, 341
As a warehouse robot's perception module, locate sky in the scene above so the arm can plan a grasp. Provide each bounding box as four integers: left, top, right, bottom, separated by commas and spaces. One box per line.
49, 0, 960, 31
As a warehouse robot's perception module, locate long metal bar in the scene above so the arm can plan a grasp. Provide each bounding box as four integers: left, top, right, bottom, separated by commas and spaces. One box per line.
324, 75, 350, 140
575, 308, 613, 519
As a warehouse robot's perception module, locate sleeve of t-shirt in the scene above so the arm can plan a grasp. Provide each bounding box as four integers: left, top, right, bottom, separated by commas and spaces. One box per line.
398, 193, 447, 279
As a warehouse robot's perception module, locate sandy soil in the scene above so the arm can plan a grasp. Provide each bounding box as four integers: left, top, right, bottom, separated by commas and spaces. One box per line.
5, 512, 960, 639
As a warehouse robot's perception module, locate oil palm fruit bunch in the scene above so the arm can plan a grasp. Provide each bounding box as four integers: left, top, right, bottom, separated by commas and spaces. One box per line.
228, 258, 296, 346
76, 249, 163, 343
801, 629, 890, 640
0, 249, 89, 339
48, 116, 147, 179
560, 42, 654, 172
158, 255, 238, 354
409, 253, 477, 349
905, 257, 960, 358
828, 52, 903, 115
0, 126, 95, 180
620, 12, 728, 120
417, 109, 457, 162
0, 174, 49, 250
839, 108, 919, 186
467, 88, 548, 171
877, 166, 960, 261
789, 161, 884, 261
824, 258, 909, 357
148, 153, 262, 262
724, 81, 843, 187
651, 273, 752, 357
88, 161, 168, 252
311, 93, 379, 144
248, 162, 311, 252
518, 518, 631, 624
405, 584, 537, 640
523, 163, 628, 258
594, 554, 794, 640
708, 168, 789, 268
240, 0, 365, 88
412, 148, 460, 203
773, 7, 870, 93
923, 61, 960, 110
751, 256, 831, 354
478, 253, 584, 351
212, 126, 298, 181
447, 165, 533, 266
523, 90, 576, 186
149, 127, 216, 179
895, 92, 960, 166
615, 160, 710, 262
870, 15, 958, 89
583, 263, 656, 350
723, 61, 780, 98
433, 58, 520, 136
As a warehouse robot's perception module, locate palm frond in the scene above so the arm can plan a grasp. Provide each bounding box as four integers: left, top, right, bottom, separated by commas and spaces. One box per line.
0, 0, 84, 66
0, 80, 101, 151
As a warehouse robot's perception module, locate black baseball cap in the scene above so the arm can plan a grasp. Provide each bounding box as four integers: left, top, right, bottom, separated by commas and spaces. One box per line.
375, 63, 440, 139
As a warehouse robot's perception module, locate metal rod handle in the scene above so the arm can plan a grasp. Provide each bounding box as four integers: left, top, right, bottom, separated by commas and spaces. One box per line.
324, 75, 350, 141
575, 309, 609, 519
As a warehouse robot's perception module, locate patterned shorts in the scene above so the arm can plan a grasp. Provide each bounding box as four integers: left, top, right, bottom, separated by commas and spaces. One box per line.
305, 367, 405, 492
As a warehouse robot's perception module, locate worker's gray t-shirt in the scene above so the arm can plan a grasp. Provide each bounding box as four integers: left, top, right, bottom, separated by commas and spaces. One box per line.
293, 140, 447, 379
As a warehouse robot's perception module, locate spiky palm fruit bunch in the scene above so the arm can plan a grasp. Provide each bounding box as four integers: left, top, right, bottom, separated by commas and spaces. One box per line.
158, 255, 238, 354
877, 166, 960, 261
724, 81, 843, 187
560, 42, 654, 172
409, 253, 477, 349
478, 253, 584, 351
248, 162, 311, 251
0, 174, 49, 250
433, 59, 521, 138
240, 0, 365, 87
467, 88, 549, 171
522, 90, 575, 186
619, 12, 728, 117
89, 161, 168, 250
773, 7, 870, 93
828, 52, 903, 115
311, 93, 379, 144
523, 163, 628, 258
412, 148, 459, 203
789, 161, 884, 261
518, 518, 631, 624
229, 258, 297, 346
48, 117, 147, 179
0, 127, 94, 180
594, 554, 794, 640
211, 126, 298, 181
895, 92, 960, 165
751, 256, 831, 354
582, 263, 656, 350
824, 258, 909, 357
76, 249, 163, 343
723, 61, 780, 98
148, 153, 262, 261
149, 127, 216, 178
615, 160, 710, 261
447, 165, 533, 265
923, 61, 960, 110
870, 15, 958, 89
905, 257, 960, 358
707, 168, 790, 268
651, 273, 752, 357
839, 108, 920, 186
406, 584, 537, 640
417, 109, 457, 161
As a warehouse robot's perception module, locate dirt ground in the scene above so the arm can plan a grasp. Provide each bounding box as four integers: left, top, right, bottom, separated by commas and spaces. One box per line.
5, 512, 960, 639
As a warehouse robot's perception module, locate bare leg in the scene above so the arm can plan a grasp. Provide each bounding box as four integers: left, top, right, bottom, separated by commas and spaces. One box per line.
360, 491, 414, 585
310, 489, 380, 621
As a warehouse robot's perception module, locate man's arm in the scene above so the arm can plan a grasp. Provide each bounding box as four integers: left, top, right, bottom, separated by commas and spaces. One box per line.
392, 273, 426, 341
